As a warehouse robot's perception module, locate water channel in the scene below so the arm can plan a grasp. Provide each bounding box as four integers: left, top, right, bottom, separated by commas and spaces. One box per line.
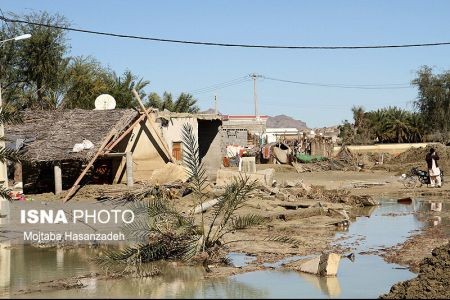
0, 198, 447, 298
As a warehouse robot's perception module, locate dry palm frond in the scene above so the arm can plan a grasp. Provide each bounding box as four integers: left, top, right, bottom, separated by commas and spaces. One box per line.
264, 236, 301, 246
230, 214, 266, 230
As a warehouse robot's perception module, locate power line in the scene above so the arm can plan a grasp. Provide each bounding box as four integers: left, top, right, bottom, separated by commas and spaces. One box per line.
2, 15, 450, 50
189, 76, 249, 93
0, 9, 11, 31
190, 77, 251, 95
262, 76, 413, 89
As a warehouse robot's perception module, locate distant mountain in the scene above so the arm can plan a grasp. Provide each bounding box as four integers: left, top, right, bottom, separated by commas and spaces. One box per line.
199, 108, 221, 114
266, 114, 308, 130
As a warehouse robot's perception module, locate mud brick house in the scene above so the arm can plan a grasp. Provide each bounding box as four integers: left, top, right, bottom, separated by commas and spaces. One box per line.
5, 109, 222, 194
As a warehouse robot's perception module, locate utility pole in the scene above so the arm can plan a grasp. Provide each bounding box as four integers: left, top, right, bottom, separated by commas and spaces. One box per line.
214, 95, 218, 115
250, 73, 262, 121
0, 84, 5, 188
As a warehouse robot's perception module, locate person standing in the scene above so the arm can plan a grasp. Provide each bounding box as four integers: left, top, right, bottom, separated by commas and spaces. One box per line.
425, 148, 442, 188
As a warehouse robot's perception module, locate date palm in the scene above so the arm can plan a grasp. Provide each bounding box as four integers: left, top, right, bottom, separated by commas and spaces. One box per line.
0, 104, 22, 200
96, 124, 297, 275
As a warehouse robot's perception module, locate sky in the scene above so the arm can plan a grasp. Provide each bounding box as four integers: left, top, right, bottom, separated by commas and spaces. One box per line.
2, 0, 450, 128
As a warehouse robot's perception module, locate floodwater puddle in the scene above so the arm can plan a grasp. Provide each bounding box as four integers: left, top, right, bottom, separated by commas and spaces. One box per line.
227, 252, 257, 268
0, 198, 448, 298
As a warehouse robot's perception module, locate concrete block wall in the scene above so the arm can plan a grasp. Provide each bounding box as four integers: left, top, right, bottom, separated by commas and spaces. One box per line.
221, 128, 248, 156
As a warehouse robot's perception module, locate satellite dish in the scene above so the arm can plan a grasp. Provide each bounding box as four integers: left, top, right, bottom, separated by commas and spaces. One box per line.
94, 94, 116, 110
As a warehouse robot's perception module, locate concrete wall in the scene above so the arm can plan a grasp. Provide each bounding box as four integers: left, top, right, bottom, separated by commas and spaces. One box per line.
160, 117, 198, 156
221, 128, 248, 156
265, 128, 299, 143
332, 143, 429, 156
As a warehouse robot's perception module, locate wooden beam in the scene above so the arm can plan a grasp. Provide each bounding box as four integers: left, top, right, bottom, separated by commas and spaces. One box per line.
63, 129, 117, 203
102, 152, 126, 157
132, 89, 174, 162
126, 151, 133, 187
103, 111, 148, 152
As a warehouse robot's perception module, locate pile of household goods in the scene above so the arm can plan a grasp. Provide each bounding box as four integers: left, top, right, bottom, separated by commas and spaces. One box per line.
293, 145, 358, 173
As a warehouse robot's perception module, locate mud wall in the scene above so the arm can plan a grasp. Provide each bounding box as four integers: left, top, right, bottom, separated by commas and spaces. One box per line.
198, 120, 222, 180
113, 119, 168, 183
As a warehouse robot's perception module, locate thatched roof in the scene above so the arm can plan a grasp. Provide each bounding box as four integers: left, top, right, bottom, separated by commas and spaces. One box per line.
5, 109, 139, 162
156, 111, 222, 121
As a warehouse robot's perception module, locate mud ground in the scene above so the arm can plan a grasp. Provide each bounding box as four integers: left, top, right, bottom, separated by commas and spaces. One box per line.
4, 163, 450, 296
380, 242, 450, 299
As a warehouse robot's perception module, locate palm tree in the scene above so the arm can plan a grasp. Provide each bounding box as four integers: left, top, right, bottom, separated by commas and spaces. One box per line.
0, 106, 22, 200
382, 107, 413, 143
351, 106, 366, 131
174, 93, 200, 113
407, 112, 425, 142
110, 70, 150, 108
366, 109, 387, 142
146, 92, 199, 113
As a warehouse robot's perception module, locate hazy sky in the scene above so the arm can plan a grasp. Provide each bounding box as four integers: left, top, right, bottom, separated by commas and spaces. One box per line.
2, 0, 450, 127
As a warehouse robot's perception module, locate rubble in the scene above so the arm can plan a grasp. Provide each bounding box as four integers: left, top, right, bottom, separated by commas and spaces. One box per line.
216, 168, 274, 187
384, 143, 450, 173
285, 253, 342, 277
148, 163, 189, 185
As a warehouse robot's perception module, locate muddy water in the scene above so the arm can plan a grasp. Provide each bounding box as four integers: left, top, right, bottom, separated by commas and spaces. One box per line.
0, 198, 447, 299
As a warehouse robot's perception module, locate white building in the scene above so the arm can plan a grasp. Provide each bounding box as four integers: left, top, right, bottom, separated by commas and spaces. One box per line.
264, 128, 299, 143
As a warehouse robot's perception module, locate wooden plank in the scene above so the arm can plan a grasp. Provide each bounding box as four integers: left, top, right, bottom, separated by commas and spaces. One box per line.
103, 112, 148, 152
63, 129, 117, 203
132, 89, 175, 162
126, 151, 134, 187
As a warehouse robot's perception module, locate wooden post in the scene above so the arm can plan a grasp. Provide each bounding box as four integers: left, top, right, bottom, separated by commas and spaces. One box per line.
54, 162, 62, 195
63, 129, 117, 203
132, 89, 175, 162
126, 151, 133, 187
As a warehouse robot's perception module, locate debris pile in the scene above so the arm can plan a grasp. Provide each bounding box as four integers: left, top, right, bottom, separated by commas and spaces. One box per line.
96, 181, 188, 204
293, 145, 358, 173
252, 180, 377, 208
96, 173, 377, 218
385, 143, 450, 173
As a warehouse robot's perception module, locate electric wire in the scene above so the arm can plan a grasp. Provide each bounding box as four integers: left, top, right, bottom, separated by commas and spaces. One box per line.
189, 76, 250, 94
190, 77, 252, 95
2, 16, 450, 50
261, 76, 412, 89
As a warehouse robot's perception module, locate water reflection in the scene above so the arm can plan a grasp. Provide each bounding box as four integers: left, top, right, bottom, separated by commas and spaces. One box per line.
1, 198, 448, 298
0, 244, 98, 297
0, 242, 11, 295
298, 272, 341, 297
0, 199, 9, 226
227, 252, 256, 268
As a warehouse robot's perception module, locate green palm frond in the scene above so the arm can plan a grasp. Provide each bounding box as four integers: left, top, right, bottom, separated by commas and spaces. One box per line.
121, 217, 156, 242
0, 107, 23, 125
0, 147, 21, 163
99, 245, 139, 263
181, 236, 202, 261
0, 187, 12, 201
230, 214, 266, 230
